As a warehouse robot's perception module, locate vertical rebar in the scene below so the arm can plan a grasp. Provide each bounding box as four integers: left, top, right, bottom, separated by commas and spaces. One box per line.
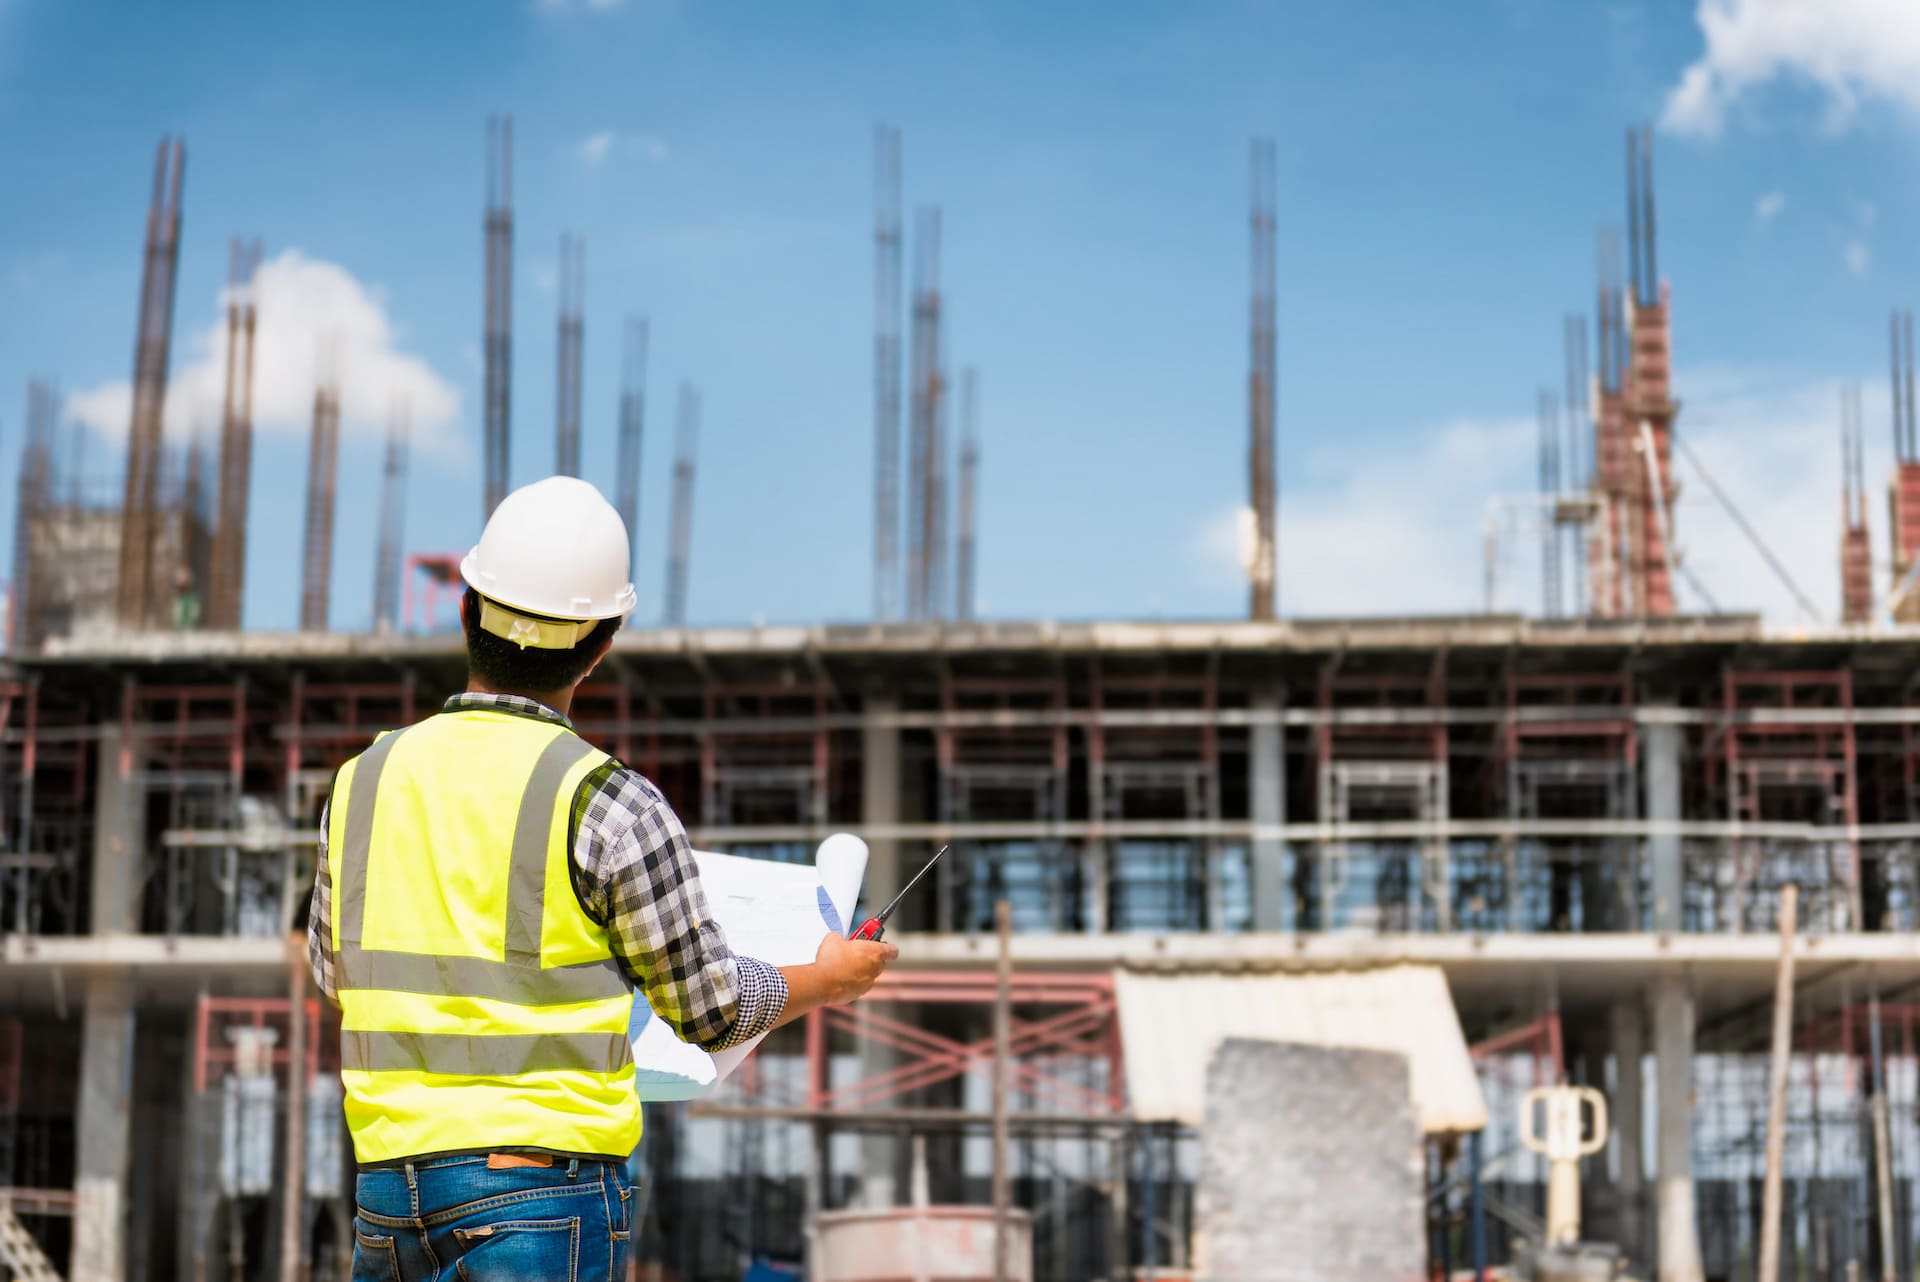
484, 115, 514, 517
664, 383, 699, 628
615, 316, 647, 574
298, 340, 340, 631
1640, 124, 1658, 305
873, 124, 904, 621
956, 367, 979, 621
13, 381, 58, 651
1539, 389, 1561, 618
1889, 311, 1903, 462
907, 207, 944, 620
1896, 307, 1912, 462
372, 397, 411, 633
117, 137, 186, 630
1625, 131, 1643, 315
1248, 137, 1278, 620
555, 233, 584, 477
210, 237, 262, 631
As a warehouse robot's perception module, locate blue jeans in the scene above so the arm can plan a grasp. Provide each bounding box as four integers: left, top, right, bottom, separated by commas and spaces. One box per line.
352, 1154, 634, 1282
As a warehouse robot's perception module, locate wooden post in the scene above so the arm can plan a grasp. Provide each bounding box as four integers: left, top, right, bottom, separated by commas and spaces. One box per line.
992, 900, 1012, 1282
1757, 884, 1798, 1282
1869, 977, 1896, 1282
282, 931, 309, 1282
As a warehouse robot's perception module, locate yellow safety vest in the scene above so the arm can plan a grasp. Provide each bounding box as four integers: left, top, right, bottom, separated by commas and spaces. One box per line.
328, 709, 640, 1164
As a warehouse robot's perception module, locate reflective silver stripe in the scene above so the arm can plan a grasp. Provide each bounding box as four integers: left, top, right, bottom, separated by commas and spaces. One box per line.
338, 729, 404, 948
338, 951, 628, 1004
503, 734, 598, 962
341, 1029, 633, 1077
336, 723, 618, 1007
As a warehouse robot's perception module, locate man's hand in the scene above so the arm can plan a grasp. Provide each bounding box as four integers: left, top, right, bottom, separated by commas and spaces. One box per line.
772, 931, 899, 1029
811, 930, 898, 1004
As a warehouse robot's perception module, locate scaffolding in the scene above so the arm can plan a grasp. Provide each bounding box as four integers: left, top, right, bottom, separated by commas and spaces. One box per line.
649, 971, 1132, 1282
181, 995, 347, 1282
1486, 670, 1639, 933
1310, 661, 1451, 932
938, 666, 1072, 933
1089, 656, 1227, 934
1697, 669, 1861, 934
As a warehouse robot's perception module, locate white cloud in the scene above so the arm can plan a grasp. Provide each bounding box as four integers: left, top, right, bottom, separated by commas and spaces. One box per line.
1191, 369, 1881, 624
1190, 415, 1537, 617
68, 250, 460, 451
575, 130, 669, 167
1662, 0, 1920, 137
1755, 190, 1786, 222
10, 249, 66, 292
1846, 239, 1872, 275
578, 130, 616, 168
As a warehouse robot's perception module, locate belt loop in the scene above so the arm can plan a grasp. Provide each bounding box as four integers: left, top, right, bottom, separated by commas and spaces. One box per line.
404, 1161, 417, 1190
566, 1158, 580, 1181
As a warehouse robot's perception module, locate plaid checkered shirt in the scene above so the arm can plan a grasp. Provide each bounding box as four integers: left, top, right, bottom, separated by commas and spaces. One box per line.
307, 692, 788, 1051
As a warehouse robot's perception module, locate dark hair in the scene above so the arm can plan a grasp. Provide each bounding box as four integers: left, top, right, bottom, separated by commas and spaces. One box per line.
462, 587, 621, 695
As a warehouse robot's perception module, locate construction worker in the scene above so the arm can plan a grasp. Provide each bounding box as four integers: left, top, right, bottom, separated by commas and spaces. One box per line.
307, 476, 897, 1282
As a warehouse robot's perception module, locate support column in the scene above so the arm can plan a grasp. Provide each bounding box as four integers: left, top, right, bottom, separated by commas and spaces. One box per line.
1249, 691, 1287, 931
1642, 710, 1683, 933
1611, 998, 1647, 1273
1652, 973, 1703, 1282
73, 973, 136, 1282
859, 695, 903, 1209
91, 723, 140, 934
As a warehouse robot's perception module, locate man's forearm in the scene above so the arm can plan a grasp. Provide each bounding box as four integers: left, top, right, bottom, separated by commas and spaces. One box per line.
770, 932, 898, 1030
770, 960, 836, 1031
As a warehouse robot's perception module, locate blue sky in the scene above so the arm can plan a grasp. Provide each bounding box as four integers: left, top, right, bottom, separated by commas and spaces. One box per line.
1, 0, 1916, 629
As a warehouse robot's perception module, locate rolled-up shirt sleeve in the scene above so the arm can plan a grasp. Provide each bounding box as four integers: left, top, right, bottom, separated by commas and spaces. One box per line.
578, 780, 788, 1051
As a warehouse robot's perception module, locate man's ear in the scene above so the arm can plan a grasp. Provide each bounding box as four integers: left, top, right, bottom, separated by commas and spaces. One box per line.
577, 629, 617, 686
458, 591, 474, 629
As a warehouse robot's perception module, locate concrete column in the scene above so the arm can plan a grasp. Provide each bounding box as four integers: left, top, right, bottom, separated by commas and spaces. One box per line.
1641, 710, 1683, 933
858, 695, 903, 1208
73, 973, 136, 1282
90, 724, 140, 934
1652, 973, 1703, 1282
1611, 998, 1647, 1272
1249, 692, 1287, 931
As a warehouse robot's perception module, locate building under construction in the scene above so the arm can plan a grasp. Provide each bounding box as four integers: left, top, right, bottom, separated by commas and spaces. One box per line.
3, 620, 1920, 1281
14, 117, 1920, 1282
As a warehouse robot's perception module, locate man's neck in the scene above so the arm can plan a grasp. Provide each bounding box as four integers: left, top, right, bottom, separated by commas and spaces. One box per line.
465, 678, 575, 720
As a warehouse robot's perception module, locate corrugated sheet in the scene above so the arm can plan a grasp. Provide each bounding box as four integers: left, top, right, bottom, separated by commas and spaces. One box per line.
1113, 964, 1488, 1135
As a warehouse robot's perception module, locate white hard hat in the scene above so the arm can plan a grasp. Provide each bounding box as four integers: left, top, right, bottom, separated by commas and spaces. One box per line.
460, 477, 637, 646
